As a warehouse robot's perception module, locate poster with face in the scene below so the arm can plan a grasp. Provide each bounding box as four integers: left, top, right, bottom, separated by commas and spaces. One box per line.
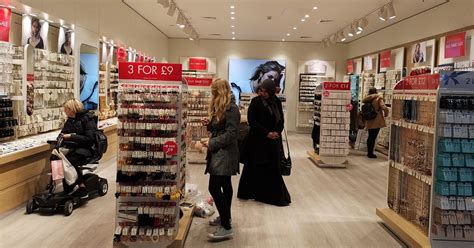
22, 16, 48, 50
228, 59, 286, 102
412, 42, 426, 64
58, 27, 74, 55
79, 54, 99, 111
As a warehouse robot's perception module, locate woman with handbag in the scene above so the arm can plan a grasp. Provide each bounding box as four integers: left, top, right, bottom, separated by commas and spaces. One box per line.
201, 79, 240, 241
237, 79, 291, 207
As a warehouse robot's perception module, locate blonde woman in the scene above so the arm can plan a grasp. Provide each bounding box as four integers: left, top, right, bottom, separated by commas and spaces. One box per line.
201, 79, 240, 241
61, 99, 98, 199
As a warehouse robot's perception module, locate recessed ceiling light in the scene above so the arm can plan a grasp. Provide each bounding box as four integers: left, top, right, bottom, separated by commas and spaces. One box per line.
232, 37, 235, 40
178, 24, 185, 28
231, 12, 235, 15
313, 6, 318, 10
301, 19, 305, 22
286, 33, 290, 36
230, 5, 235, 9
189, 38, 194, 41
231, 25, 235, 28
305, 14, 310, 18
293, 27, 297, 30
282, 39, 285, 41
231, 16, 235, 20
232, 31, 235, 34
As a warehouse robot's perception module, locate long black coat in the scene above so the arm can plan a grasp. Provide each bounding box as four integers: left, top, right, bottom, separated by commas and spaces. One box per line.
61, 111, 98, 157
205, 98, 241, 176
246, 96, 284, 167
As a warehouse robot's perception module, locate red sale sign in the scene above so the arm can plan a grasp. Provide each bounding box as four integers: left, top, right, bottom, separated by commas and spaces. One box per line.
394, 74, 439, 90
185, 77, 213, 87
118, 62, 182, 81
347, 60, 354, 74
323, 82, 350, 91
380, 50, 391, 68
163, 141, 178, 156
445, 32, 466, 58
0, 7, 11, 42
189, 58, 208, 71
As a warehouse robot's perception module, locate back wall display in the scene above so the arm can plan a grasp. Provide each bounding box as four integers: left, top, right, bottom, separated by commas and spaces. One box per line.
229, 59, 286, 101
22, 15, 48, 50
80, 54, 99, 110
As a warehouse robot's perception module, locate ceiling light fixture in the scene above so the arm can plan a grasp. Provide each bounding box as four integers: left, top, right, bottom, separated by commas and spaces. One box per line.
176, 13, 186, 25
232, 31, 235, 35
356, 29, 362, 35
189, 37, 194, 41
348, 24, 357, 37
167, 3, 176, 16
282, 39, 285, 42
378, 6, 387, 21
338, 32, 346, 42
231, 16, 235, 20
301, 19, 305, 22
305, 14, 310, 18
313, 6, 318, 10
178, 24, 185, 28
230, 5, 235, 9
231, 12, 235, 15
232, 37, 236, 40
293, 27, 297, 30
386, 2, 396, 19
157, 0, 170, 8
231, 25, 235, 28
357, 17, 368, 31
286, 33, 290, 36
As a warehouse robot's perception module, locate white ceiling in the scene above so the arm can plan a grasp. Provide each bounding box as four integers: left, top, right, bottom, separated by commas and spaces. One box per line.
124, 0, 448, 42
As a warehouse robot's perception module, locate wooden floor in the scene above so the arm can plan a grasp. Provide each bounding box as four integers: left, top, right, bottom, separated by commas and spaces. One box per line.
0, 133, 404, 248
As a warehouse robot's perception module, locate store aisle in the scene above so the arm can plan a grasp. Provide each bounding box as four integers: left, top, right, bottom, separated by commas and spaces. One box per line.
185, 133, 403, 248
0, 133, 403, 248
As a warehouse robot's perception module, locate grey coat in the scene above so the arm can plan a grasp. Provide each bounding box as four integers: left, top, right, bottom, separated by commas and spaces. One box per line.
205, 97, 241, 176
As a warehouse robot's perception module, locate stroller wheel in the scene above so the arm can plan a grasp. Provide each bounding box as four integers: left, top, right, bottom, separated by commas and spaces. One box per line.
26, 199, 36, 214
63, 200, 74, 216
98, 179, 108, 196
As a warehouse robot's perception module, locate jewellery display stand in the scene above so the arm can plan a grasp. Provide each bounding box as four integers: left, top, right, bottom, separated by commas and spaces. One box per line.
377, 74, 439, 248
430, 71, 474, 247
296, 74, 326, 128
184, 77, 212, 164
308, 82, 351, 168
0, 41, 18, 142
114, 62, 189, 247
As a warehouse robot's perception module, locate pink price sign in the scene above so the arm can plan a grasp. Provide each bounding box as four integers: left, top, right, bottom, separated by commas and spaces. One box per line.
118, 62, 182, 81
163, 141, 178, 156
346, 104, 353, 112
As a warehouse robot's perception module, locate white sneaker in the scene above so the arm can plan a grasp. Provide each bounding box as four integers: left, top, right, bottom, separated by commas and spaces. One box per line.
208, 226, 233, 240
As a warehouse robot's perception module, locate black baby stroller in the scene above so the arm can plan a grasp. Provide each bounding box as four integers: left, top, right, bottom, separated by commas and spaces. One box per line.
26, 130, 109, 216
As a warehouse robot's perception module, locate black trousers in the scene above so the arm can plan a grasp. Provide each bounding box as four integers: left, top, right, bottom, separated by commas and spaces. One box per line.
367, 128, 380, 155
66, 151, 86, 185
208, 175, 233, 230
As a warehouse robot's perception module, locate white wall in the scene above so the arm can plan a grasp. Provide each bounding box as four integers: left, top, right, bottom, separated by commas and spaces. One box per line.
168, 38, 348, 132
15, 0, 169, 61
347, 0, 474, 58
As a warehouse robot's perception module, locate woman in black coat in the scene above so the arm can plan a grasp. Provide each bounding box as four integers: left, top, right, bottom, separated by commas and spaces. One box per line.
237, 79, 291, 206
61, 99, 98, 199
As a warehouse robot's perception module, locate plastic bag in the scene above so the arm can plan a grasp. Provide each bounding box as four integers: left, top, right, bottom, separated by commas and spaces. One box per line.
194, 200, 215, 218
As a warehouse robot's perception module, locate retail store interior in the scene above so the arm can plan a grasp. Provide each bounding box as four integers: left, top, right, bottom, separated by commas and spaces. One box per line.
0, 0, 474, 247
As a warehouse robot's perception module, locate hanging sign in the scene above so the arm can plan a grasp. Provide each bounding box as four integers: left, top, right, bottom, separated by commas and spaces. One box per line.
185, 77, 213, 87
0, 7, 11, 42
118, 62, 182, 81
440, 71, 474, 90
347, 60, 354, 74
323, 82, 350, 91
445, 32, 466, 59
188, 58, 208, 71
380, 50, 391, 68
394, 74, 439, 90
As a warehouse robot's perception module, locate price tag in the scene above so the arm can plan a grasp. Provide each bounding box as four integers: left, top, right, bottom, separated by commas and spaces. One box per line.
163, 141, 178, 156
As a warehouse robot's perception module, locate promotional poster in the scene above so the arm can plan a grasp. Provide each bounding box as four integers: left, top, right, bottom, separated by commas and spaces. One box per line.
22, 15, 48, 50
228, 59, 286, 102
58, 27, 74, 55
411, 42, 427, 63
79, 54, 99, 110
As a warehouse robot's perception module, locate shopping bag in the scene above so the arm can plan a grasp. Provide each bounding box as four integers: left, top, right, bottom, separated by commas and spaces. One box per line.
51, 160, 64, 181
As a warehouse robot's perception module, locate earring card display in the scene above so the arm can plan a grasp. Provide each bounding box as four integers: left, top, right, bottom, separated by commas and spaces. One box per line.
185, 82, 211, 164
114, 62, 186, 247
384, 74, 439, 237
431, 71, 474, 243
0, 42, 18, 141
297, 74, 325, 128
308, 82, 351, 168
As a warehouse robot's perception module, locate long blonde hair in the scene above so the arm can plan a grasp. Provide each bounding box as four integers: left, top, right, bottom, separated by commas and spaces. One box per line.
209, 78, 232, 122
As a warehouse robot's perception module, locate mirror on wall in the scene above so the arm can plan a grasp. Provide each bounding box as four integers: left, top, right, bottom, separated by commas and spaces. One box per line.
79, 44, 99, 111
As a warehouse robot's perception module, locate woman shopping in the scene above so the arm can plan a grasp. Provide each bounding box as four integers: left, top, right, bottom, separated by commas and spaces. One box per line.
237, 79, 291, 207
201, 79, 240, 241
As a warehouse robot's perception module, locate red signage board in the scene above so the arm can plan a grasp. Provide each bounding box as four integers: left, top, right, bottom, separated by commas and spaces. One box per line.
117, 47, 127, 62
189, 58, 208, 71
380, 50, 391, 68
0, 7, 11, 42
185, 77, 213, 87
118, 62, 182, 81
347, 60, 354, 74
445, 32, 466, 58
163, 141, 178, 156
323, 82, 350, 91
394, 74, 439, 90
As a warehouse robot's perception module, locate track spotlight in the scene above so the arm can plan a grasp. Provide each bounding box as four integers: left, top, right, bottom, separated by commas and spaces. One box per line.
386, 2, 396, 19
378, 6, 387, 21
176, 14, 186, 26
338, 32, 346, 42
357, 17, 368, 31
348, 24, 357, 37
167, 3, 176, 16
157, 0, 170, 8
